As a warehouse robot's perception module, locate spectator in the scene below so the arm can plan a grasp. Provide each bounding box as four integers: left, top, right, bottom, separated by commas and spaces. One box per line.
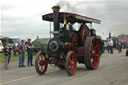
2, 42, 9, 69
8, 48, 11, 64
109, 39, 113, 54
102, 40, 105, 53
17, 40, 26, 67
118, 41, 122, 53
104, 41, 107, 52
26, 39, 34, 66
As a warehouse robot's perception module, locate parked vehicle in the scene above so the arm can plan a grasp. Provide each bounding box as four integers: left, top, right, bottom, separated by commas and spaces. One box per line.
32, 38, 49, 52
0, 40, 4, 53
0, 37, 20, 49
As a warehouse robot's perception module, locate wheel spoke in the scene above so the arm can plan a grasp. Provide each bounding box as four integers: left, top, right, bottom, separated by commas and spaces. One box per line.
39, 65, 41, 70
41, 65, 44, 69
91, 54, 98, 67
91, 40, 99, 68
38, 60, 40, 64
71, 64, 74, 69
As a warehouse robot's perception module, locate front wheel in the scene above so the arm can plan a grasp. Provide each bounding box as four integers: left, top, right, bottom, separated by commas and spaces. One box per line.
65, 51, 77, 76
35, 51, 48, 75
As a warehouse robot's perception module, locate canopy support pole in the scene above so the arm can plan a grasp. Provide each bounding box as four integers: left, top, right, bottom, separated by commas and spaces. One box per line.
50, 22, 51, 39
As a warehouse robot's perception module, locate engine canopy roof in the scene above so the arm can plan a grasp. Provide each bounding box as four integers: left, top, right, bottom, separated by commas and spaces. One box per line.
42, 12, 101, 24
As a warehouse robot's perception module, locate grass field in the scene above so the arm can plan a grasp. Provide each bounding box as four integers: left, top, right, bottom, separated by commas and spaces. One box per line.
0, 52, 36, 62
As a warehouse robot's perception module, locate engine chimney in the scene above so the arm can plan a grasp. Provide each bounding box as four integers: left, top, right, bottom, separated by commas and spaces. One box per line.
52, 6, 60, 32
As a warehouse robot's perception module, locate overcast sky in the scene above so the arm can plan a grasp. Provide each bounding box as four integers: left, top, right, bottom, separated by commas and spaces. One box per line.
1, 0, 128, 39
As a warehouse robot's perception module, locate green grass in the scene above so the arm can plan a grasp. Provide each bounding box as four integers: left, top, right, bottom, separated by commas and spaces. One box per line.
0, 52, 37, 62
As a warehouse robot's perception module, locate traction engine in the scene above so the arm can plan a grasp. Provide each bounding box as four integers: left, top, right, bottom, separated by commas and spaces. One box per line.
35, 6, 102, 76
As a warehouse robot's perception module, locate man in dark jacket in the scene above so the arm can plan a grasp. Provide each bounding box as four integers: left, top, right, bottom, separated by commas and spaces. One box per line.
26, 39, 34, 66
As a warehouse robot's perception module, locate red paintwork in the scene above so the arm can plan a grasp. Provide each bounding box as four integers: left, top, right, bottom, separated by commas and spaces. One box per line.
43, 12, 75, 19
118, 34, 128, 45
72, 32, 78, 46
71, 47, 85, 56
65, 43, 72, 50
90, 38, 100, 69
80, 24, 89, 45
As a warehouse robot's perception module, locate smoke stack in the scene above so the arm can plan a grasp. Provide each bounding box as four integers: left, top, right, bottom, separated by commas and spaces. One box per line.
109, 32, 111, 39
52, 6, 60, 32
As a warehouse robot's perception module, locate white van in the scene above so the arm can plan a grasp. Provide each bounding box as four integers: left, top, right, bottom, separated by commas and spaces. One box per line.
0, 40, 4, 52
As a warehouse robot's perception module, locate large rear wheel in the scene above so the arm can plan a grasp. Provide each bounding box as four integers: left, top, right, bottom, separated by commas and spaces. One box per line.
65, 51, 77, 76
35, 51, 48, 75
84, 37, 100, 70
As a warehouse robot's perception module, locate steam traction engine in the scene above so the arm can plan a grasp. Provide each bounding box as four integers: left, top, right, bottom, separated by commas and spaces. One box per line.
35, 6, 102, 76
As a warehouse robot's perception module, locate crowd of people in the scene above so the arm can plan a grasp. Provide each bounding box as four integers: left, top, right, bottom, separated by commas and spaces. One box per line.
103, 39, 123, 54
107, 39, 114, 54
2, 39, 35, 69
